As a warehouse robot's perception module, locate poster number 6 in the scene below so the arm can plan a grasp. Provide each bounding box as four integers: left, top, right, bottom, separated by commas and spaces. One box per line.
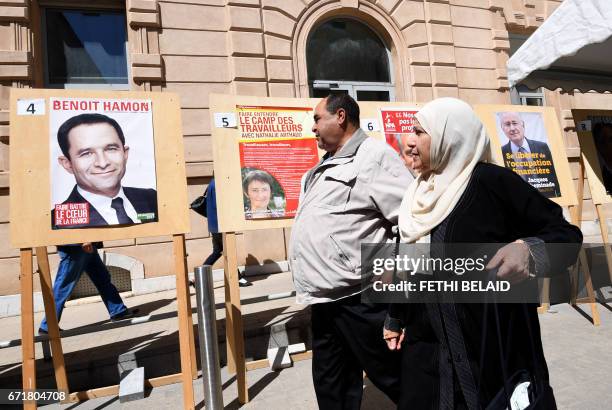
214, 112, 237, 128
361, 118, 379, 132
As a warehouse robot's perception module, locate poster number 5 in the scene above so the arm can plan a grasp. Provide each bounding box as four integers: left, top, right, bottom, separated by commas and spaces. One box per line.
214, 112, 237, 128
17, 99, 45, 116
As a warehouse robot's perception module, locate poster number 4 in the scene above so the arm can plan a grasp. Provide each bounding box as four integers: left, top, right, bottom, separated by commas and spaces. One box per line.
17, 98, 45, 116
214, 112, 237, 128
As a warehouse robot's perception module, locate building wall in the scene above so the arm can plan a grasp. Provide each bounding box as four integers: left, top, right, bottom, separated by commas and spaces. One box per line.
0, 0, 609, 296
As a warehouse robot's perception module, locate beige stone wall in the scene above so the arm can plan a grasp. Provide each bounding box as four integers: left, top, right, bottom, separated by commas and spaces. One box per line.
0, 0, 610, 296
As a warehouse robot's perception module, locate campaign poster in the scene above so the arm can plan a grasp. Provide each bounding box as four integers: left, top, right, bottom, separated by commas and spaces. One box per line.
50, 98, 158, 229
237, 105, 319, 220
587, 116, 612, 195
494, 111, 561, 198
379, 107, 418, 166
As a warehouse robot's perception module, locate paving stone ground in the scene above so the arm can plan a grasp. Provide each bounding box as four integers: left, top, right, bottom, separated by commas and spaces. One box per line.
1, 272, 610, 409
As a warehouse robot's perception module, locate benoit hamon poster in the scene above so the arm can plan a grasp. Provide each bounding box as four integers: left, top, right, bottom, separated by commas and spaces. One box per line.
237, 105, 319, 220
495, 111, 561, 198
50, 98, 158, 229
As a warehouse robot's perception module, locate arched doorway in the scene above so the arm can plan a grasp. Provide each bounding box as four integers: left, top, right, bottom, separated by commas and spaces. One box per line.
307, 18, 395, 101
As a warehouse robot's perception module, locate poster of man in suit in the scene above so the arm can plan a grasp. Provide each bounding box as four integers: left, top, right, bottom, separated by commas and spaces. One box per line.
495, 111, 561, 198
50, 98, 158, 229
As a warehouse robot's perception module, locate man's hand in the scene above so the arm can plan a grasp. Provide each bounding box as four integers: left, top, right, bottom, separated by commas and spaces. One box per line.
81, 242, 94, 253
485, 240, 531, 284
383, 328, 405, 351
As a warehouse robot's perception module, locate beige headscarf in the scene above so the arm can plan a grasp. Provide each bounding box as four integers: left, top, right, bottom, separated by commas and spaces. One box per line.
398, 98, 490, 243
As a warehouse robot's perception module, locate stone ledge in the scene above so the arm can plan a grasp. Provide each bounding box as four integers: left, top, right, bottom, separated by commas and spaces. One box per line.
492, 39, 510, 51
131, 53, 162, 67
128, 0, 158, 13
491, 29, 509, 41
128, 11, 160, 28
497, 79, 509, 90
0, 50, 28, 64
0, 6, 28, 21
132, 66, 163, 82
0, 64, 30, 79
495, 68, 507, 80
424, 2, 451, 25
488, 0, 504, 11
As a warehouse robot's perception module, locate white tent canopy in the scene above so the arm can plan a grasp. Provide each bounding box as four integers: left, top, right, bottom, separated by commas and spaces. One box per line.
507, 0, 612, 92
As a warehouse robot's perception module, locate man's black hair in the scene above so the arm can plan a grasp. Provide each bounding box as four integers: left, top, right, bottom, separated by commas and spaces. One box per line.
57, 113, 125, 159
325, 94, 360, 127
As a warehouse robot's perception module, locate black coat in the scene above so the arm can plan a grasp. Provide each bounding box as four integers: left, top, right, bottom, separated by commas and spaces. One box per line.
392, 163, 582, 409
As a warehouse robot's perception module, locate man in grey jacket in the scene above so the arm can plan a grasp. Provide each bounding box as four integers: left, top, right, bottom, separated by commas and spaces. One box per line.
289, 94, 413, 408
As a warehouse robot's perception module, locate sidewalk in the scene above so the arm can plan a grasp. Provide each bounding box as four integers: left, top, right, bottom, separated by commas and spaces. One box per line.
0, 271, 309, 393
0, 271, 611, 409
37, 359, 395, 410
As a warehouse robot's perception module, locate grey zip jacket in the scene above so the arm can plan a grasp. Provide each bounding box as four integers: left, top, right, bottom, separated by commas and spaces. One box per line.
289, 129, 414, 304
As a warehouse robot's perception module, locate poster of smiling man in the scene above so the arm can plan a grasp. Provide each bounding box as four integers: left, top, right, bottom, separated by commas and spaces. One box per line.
50, 98, 158, 229
495, 111, 561, 198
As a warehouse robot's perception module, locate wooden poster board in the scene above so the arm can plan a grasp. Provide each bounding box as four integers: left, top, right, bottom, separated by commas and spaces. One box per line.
571, 109, 612, 288
9, 88, 190, 248
475, 105, 600, 325
209, 94, 317, 233
9, 88, 195, 408
571, 109, 612, 205
474, 105, 578, 208
209, 94, 421, 233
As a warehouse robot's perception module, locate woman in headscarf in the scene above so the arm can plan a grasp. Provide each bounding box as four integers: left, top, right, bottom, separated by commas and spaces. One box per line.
383, 98, 582, 409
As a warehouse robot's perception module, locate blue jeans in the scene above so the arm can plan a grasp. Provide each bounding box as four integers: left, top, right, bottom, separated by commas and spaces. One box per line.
203, 233, 223, 266
40, 246, 127, 331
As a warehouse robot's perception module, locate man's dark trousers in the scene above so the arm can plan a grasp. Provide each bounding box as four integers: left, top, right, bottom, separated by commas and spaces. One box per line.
311, 293, 401, 409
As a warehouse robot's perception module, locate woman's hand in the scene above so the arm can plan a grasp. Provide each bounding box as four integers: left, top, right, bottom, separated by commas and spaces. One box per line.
486, 240, 532, 284
383, 327, 405, 351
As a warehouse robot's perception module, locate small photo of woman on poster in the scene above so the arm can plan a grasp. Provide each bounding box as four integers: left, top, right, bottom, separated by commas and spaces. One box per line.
241, 168, 286, 220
